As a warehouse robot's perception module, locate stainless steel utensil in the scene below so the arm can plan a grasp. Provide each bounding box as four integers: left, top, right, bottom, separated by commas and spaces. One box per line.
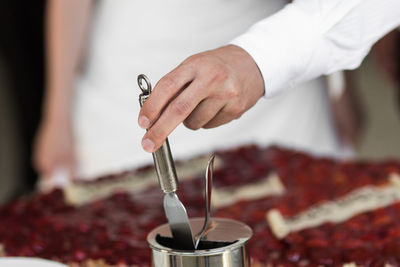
138, 74, 195, 250
194, 155, 215, 249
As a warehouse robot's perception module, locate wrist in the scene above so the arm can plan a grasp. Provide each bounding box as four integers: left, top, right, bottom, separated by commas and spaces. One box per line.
42, 83, 73, 124
222, 45, 265, 98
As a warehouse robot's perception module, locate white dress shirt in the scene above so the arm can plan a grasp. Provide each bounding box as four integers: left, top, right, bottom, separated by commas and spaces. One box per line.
232, 0, 400, 97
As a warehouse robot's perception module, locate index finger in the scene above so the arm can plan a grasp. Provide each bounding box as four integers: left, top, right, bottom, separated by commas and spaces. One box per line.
138, 64, 195, 129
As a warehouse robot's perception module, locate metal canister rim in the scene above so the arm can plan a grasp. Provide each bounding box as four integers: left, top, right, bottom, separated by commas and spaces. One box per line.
147, 217, 253, 256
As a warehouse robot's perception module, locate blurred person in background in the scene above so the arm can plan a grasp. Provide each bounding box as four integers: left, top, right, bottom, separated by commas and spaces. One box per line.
328, 70, 365, 152
372, 29, 400, 114
373, 30, 400, 86
35, 0, 398, 188
0, 1, 46, 201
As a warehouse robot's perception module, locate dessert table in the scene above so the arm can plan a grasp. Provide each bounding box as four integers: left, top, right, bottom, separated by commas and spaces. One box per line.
1, 145, 400, 266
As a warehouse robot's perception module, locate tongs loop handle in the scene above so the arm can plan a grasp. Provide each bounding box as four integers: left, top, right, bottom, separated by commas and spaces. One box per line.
138, 74, 152, 95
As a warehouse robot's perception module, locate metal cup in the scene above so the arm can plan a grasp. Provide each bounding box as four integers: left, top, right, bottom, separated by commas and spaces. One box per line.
147, 217, 253, 267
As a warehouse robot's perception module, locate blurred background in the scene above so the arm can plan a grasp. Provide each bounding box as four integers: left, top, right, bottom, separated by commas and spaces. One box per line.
0, 1, 399, 204
0, 1, 46, 203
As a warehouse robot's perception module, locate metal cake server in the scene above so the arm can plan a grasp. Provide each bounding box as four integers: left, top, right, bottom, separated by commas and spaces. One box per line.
138, 74, 195, 250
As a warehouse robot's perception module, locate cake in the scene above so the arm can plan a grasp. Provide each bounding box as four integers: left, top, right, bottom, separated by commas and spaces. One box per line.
1, 145, 400, 266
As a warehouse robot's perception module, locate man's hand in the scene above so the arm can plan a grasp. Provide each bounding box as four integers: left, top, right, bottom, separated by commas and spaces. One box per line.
138, 45, 265, 152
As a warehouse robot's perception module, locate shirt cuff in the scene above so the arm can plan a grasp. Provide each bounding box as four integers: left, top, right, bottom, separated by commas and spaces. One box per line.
230, 4, 321, 98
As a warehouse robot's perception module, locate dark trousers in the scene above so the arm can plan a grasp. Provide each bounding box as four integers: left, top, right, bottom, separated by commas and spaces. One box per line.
0, 0, 46, 194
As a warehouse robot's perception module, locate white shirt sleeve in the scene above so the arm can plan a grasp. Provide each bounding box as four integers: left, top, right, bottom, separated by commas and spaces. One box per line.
230, 0, 400, 97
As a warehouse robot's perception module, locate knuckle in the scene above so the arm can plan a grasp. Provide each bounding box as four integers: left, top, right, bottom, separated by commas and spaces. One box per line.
187, 53, 211, 69
148, 128, 167, 144
183, 119, 201, 131
223, 86, 239, 99
172, 99, 191, 116
203, 121, 219, 129
234, 113, 243, 120
140, 101, 152, 117
188, 53, 205, 63
160, 76, 177, 92
226, 105, 243, 118
212, 64, 229, 81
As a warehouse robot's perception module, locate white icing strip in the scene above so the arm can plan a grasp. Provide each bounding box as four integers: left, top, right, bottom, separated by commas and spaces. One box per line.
0, 243, 5, 257
342, 264, 394, 267
389, 172, 400, 187
342, 262, 397, 267
64, 156, 222, 205
343, 263, 358, 267
267, 173, 400, 239
266, 209, 289, 239
212, 173, 285, 208
64, 172, 153, 206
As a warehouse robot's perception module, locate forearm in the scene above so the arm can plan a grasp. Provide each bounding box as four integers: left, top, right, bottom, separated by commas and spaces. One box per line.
231, 0, 400, 97
44, 0, 93, 121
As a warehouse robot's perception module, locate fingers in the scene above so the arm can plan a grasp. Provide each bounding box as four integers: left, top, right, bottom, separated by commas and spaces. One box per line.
203, 102, 244, 129
34, 150, 75, 180
138, 46, 265, 153
183, 98, 225, 130
138, 63, 196, 129
141, 80, 210, 152
38, 165, 73, 193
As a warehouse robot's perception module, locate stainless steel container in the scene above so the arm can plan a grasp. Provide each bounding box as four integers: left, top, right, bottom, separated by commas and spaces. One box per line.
147, 217, 253, 267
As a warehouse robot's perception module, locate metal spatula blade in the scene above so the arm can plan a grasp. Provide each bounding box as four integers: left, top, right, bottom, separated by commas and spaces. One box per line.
164, 193, 195, 250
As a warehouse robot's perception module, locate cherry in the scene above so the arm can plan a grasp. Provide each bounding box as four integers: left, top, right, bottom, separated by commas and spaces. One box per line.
73, 250, 86, 262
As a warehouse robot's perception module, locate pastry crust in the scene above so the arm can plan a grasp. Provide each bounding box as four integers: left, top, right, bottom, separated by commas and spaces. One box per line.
64, 156, 222, 206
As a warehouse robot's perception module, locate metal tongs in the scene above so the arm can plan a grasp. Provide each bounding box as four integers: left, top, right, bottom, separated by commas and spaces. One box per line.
194, 155, 215, 249
138, 74, 195, 250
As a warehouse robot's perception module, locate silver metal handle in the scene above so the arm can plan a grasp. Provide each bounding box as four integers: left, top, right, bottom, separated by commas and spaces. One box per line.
138, 74, 179, 193
152, 141, 178, 193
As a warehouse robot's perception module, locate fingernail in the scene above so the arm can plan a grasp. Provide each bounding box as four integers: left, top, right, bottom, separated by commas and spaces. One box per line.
142, 138, 155, 152
138, 116, 150, 129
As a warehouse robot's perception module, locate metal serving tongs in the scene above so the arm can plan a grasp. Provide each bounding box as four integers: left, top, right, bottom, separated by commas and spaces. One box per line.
138, 74, 195, 250
194, 155, 215, 249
